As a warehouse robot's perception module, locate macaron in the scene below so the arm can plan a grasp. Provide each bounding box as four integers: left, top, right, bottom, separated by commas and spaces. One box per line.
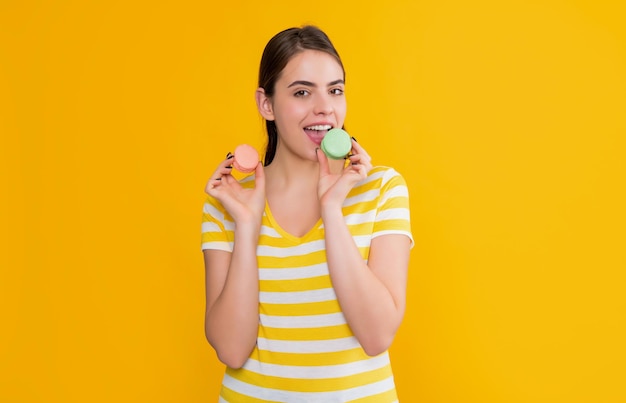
321, 128, 352, 159
233, 144, 259, 173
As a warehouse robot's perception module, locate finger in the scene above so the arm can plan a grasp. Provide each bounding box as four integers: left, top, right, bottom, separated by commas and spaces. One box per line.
254, 162, 266, 189
356, 163, 368, 177
214, 153, 234, 171
350, 139, 372, 162
205, 164, 235, 190
205, 177, 223, 193
212, 161, 235, 178
223, 154, 235, 168
207, 157, 234, 180
218, 165, 233, 175
204, 151, 237, 194
206, 169, 232, 190
346, 156, 372, 179
316, 148, 331, 176
347, 153, 369, 165
345, 161, 368, 179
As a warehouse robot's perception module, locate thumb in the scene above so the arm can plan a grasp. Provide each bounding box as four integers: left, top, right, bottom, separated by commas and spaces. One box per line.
316, 148, 330, 176
254, 161, 266, 189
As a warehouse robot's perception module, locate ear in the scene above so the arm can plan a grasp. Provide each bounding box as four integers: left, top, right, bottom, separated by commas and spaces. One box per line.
255, 87, 275, 121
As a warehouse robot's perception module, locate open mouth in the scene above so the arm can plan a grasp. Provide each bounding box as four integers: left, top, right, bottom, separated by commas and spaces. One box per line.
304, 124, 332, 145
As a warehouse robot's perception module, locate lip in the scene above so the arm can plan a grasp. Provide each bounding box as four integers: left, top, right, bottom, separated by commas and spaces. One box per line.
303, 122, 335, 146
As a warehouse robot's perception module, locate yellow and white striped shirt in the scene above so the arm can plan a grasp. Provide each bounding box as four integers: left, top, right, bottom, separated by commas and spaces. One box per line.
201, 166, 413, 402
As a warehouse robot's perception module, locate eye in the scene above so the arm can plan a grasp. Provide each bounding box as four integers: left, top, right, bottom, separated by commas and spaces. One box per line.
330, 88, 344, 96
294, 89, 310, 97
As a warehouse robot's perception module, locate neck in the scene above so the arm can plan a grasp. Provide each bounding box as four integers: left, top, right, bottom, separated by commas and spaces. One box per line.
264, 149, 344, 191
264, 156, 318, 190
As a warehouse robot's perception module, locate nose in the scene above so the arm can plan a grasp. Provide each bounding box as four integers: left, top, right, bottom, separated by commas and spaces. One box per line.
313, 94, 333, 115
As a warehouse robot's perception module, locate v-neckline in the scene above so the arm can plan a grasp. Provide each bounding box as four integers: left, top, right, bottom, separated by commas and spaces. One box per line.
264, 201, 323, 243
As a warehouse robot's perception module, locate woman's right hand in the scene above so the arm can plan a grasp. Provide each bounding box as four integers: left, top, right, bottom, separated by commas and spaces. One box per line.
205, 154, 266, 225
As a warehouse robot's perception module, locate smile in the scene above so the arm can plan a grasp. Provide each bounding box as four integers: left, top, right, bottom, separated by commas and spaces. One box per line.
304, 124, 332, 131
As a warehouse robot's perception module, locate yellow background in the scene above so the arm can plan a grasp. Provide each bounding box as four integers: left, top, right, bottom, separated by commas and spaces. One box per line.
1, 0, 625, 402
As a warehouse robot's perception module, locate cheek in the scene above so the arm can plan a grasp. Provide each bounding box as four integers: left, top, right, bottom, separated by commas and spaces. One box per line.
338, 100, 347, 114
335, 99, 347, 121
275, 99, 308, 123
272, 102, 303, 135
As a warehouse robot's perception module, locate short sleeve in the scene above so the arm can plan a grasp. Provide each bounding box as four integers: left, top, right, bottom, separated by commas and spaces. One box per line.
372, 169, 414, 248
200, 195, 234, 252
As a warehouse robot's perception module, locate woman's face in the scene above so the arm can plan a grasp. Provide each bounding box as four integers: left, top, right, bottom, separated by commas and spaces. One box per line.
270, 50, 346, 162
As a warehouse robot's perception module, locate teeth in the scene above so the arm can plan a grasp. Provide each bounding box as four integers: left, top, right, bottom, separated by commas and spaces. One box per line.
304, 125, 332, 131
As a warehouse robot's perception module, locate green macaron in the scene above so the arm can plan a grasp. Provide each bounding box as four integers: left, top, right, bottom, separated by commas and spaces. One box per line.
321, 128, 352, 159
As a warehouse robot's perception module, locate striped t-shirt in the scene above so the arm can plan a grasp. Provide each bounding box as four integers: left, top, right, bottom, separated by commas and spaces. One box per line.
201, 166, 413, 403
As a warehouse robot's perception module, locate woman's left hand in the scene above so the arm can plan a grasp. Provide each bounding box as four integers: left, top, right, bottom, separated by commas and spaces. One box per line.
316, 138, 372, 209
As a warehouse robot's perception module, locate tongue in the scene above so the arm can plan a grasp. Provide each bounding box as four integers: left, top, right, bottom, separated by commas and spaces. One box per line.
305, 129, 327, 144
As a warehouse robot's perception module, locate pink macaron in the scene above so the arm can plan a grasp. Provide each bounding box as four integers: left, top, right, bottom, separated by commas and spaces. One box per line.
233, 144, 259, 173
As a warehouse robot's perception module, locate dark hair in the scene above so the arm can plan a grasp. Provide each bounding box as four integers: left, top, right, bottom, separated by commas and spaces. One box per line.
258, 25, 345, 166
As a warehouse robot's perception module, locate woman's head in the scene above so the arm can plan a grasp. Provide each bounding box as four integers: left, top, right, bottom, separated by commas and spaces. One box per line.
257, 26, 345, 166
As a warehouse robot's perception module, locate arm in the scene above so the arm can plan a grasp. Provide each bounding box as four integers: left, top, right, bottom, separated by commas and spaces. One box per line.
317, 144, 411, 356
322, 212, 410, 356
203, 158, 265, 368
203, 222, 260, 368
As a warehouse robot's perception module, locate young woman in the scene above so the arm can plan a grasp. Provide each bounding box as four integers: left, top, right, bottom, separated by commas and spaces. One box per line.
201, 25, 413, 402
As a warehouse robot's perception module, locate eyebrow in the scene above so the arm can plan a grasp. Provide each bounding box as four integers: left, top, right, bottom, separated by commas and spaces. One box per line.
287, 79, 345, 88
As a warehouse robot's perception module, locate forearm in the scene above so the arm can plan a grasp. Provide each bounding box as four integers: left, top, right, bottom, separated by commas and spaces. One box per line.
322, 207, 405, 356
206, 224, 260, 367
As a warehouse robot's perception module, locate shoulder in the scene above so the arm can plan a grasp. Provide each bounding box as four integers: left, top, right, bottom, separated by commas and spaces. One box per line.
348, 166, 410, 208
364, 166, 408, 190
368, 165, 405, 179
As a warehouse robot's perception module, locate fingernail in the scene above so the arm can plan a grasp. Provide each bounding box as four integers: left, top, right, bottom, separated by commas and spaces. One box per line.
226, 152, 233, 159
351, 136, 358, 143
